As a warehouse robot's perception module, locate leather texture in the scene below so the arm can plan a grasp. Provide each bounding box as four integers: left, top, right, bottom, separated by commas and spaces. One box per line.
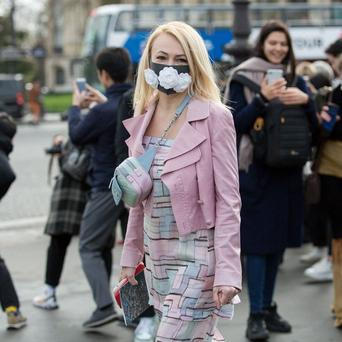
120, 96, 242, 289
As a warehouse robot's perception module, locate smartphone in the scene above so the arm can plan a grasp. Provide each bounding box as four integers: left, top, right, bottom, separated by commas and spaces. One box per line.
266, 69, 283, 84
76, 77, 87, 93
323, 102, 339, 132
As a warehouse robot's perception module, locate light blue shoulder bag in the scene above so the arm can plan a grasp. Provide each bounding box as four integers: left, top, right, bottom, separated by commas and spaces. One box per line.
109, 95, 191, 208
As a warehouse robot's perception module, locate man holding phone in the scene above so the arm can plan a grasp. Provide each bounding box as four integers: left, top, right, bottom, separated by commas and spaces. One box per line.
68, 48, 131, 329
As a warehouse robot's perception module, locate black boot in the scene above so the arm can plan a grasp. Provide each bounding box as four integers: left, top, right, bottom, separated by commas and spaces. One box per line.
246, 313, 269, 341
264, 302, 292, 333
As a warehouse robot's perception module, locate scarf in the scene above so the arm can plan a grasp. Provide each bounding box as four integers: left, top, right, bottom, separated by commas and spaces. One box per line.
224, 57, 285, 171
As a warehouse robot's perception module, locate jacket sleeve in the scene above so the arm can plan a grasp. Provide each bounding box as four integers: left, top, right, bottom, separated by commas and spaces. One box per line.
210, 106, 242, 290
120, 203, 144, 268
68, 105, 109, 145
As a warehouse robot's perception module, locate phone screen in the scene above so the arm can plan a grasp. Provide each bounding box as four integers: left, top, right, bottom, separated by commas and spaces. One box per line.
76, 78, 86, 92
266, 69, 283, 84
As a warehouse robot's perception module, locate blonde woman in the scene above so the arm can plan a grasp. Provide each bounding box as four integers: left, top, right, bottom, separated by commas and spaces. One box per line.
119, 22, 241, 341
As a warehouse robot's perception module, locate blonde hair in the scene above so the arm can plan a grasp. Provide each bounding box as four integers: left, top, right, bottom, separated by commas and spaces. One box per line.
134, 21, 222, 115
295, 61, 316, 78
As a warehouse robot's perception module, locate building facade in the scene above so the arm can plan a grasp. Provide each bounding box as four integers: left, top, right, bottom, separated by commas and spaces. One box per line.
45, 0, 102, 92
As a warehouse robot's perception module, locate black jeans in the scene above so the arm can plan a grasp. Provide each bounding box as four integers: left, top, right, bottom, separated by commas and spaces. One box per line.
45, 234, 72, 287
321, 175, 342, 239
304, 201, 329, 247
0, 255, 20, 311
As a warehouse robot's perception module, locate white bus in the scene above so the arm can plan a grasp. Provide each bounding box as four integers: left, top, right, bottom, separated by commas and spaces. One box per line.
81, 3, 342, 83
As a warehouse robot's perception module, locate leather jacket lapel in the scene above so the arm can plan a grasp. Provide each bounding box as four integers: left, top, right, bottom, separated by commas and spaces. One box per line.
123, 103, 156, 156
162, 97, 210, 175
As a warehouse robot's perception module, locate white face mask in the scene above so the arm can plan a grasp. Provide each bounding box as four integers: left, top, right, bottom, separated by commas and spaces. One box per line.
144, 62, 192, 95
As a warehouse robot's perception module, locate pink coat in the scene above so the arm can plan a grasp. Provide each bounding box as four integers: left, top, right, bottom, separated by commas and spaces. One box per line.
120, 96, 242, 289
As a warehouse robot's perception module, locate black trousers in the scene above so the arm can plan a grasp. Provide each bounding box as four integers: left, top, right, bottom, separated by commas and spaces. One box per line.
304, 201, 329, 247
0, 255, 20, 311
321, 175, 342, 239
45, 234, 73, 287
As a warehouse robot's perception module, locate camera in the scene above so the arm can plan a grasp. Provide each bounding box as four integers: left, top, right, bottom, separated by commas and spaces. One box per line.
45, 143, 63, 155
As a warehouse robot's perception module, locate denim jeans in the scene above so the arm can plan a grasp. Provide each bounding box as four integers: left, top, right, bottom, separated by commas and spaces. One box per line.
246, 252, 283, 314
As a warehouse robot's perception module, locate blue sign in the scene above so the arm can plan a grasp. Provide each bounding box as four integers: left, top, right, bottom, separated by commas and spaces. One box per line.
123, 28, 233, 64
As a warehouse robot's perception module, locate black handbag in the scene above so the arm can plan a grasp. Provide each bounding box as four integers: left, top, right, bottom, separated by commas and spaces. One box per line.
264, 100, 311, 168
61, 143, 91, 182
232, 73, 312, 168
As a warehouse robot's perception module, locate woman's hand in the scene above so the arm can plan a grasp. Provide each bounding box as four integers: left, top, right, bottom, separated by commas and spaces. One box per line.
260, 77, 286, 101
85, 84, 108, 104
213, 286, 239, 309
120, 266, 138, 286
52, 134, 65, 146
278, 87, 309, 105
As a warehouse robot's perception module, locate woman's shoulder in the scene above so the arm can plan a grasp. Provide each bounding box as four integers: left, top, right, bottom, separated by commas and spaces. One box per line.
206, 100, 234, 130
190, 96, 233, 124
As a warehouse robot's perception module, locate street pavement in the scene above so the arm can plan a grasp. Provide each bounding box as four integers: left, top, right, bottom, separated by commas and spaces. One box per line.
0, 119, 341, 342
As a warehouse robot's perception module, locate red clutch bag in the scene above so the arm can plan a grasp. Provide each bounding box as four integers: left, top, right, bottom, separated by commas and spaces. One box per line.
113, 262, 145, 308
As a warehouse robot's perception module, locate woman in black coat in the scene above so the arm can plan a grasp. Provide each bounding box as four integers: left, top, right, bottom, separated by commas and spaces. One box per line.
227, 21, 318, 340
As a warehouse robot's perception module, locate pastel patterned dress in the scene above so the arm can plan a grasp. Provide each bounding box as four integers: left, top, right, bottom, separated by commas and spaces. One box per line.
142, 136, 234, 341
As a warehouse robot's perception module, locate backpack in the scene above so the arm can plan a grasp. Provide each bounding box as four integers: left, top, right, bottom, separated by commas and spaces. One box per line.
232, 73, 312, 168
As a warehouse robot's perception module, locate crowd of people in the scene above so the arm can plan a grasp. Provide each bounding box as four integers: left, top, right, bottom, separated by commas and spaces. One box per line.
0, 19, 341, 342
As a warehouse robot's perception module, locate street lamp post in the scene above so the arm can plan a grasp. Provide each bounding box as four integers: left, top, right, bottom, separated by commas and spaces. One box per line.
224, 0, 253, 66
9, 0, 17, 47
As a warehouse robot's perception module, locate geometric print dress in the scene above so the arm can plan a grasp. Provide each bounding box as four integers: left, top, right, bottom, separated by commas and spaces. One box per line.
142, 136, 235, 341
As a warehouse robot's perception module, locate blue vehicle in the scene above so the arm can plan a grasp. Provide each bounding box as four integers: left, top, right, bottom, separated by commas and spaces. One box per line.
81, 3, 342, 86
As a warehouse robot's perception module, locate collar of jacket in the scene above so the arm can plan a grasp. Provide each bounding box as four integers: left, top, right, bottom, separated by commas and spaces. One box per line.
105, 83, 132, 98
122, 96, 208, 164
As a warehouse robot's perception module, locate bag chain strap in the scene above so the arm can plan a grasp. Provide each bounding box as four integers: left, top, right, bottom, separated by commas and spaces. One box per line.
155, 94, 191, 148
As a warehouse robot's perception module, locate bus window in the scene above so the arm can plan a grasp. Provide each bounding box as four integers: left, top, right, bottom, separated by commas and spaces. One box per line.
82, 14, 110, 56
250, 8, 282, 26
115, 11, 133, 32
210, 10, 234, 28
135, 10, 163, 29
162, 8, 184, 22
188, 9, 209, 27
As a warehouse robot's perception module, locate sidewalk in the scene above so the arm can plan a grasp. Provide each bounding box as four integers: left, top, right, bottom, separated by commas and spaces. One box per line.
0, 223, 341, 341
19, 113, 63, 125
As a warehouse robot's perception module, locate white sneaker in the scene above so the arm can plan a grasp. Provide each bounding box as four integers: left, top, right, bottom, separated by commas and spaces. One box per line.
300, 247, 325, 264
304, 256, 333, 282
134, 317, 156, 341
33, 286, 58, 310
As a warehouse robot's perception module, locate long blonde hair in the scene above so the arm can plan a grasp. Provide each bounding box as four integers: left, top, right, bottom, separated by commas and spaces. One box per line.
134, 21, 222, 115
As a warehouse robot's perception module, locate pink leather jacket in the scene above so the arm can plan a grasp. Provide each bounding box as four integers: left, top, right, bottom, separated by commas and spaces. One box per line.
120, 97, 242, 289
